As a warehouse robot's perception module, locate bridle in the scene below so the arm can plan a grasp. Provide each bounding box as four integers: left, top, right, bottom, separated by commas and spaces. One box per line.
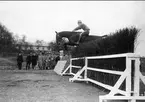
56, 32, 64, 45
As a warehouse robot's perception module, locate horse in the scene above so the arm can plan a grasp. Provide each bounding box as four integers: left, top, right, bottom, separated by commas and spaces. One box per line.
55, 31, 107, 50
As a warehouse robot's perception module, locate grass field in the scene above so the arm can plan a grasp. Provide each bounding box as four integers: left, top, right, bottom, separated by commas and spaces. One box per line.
0, 57, 16, 70
0, 56, 28, 70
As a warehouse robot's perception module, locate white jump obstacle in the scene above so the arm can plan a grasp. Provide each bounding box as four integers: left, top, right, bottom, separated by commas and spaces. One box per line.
62, 53, 145, 102
61, 57, 84, 76
54, 60, 67, 75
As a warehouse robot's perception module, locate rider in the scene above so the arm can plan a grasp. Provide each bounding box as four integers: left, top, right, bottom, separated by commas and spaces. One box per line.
72, 20, 90, 45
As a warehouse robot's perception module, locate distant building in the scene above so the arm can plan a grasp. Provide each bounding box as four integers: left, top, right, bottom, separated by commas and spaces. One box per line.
16, 44, 51, 52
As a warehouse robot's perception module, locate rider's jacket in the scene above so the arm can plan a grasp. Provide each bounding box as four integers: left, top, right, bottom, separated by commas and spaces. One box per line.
73, 23, 90, 31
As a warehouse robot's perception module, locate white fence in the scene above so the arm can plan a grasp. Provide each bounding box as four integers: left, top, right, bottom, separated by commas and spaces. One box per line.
62, 53, 145, 102
61, 57, 85, 76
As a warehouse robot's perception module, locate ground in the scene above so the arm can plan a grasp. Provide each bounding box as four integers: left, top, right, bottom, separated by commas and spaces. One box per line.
0, 70, 144, 102
0, 70, 108, 102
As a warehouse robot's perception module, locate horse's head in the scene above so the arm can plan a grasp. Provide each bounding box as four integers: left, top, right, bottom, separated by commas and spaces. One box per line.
55, 31, 70, 51
55, 31, 71, 45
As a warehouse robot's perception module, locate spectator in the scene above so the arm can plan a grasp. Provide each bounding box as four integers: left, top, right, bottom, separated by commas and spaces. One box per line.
31, 52, 38, 69
38, 52, 46, 70
47, 56, 51, 70
45, 53, 51, 70
42, 52, 47, 70
55, 55, 60, 63
38, 52, 43, 70
17, 52, 23, 70
26, 53, 32, 70
49, 56, 55, 69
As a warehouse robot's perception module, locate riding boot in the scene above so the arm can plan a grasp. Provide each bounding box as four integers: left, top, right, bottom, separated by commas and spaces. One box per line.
76, 33, 82, 45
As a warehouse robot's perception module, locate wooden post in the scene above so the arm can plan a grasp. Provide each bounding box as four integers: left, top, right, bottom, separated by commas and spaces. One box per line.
84, 58, 87, 79
134, 58, 140, 96
70, 59, 72, 74
126, 57, 132, 96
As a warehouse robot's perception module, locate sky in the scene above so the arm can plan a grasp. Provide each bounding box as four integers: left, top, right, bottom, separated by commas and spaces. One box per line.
0, 1, 145, 55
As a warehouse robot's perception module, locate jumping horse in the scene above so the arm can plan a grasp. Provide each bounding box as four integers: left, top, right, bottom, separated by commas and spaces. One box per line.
55, 31, 107, 50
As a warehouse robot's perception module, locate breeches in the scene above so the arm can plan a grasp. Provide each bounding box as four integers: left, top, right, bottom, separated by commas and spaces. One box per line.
69, 30, 89, 43
81, 30, 89, 36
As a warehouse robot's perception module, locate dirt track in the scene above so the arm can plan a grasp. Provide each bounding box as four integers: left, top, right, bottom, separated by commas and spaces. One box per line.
0, 70, 107, 102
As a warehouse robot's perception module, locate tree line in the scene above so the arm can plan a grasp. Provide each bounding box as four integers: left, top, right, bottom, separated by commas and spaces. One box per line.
0, 22, 59, 56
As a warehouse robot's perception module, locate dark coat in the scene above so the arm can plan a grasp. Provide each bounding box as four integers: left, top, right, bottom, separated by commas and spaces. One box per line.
26, 55, 32, 63
17, 54, 23, 63
55, 56, 60, 63
31, 55, 38, 65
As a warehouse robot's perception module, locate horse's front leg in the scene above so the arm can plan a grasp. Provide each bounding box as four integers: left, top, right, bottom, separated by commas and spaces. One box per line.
64, 43, 68, 51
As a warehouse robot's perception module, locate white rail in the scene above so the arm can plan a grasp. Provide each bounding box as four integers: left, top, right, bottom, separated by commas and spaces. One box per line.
62, 53, 145, 102
61, 57, 84, 76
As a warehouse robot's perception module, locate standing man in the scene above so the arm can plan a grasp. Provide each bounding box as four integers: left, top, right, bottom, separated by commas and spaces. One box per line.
17, 52, 23, 70
55, 55, 60, 64
45, 52, 51, 70
31, 52, 38, 69
72, 20, 90, 45
38, 52, 43, 70
26, 53, 32, 70
42, 52, 47, 70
